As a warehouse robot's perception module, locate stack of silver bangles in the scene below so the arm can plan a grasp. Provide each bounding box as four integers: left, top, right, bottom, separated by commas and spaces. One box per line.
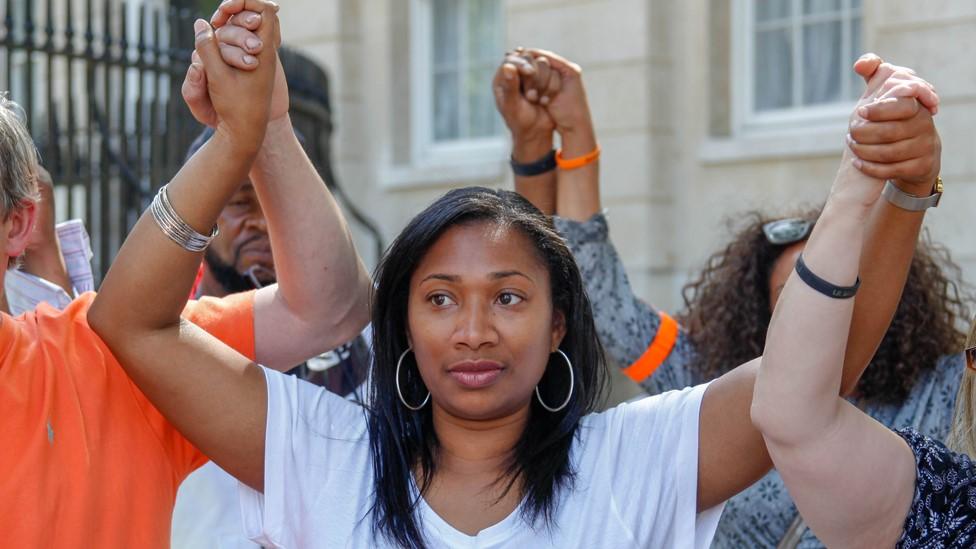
149, 184, 219, 253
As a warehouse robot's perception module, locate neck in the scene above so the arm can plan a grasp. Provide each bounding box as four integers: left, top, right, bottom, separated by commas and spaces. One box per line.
0, 262, 8, 314
431, 403, 530, 475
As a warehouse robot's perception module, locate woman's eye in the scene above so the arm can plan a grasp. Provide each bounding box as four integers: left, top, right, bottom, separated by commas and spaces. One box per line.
430, 294, 456, 307
498, 292, 523, 306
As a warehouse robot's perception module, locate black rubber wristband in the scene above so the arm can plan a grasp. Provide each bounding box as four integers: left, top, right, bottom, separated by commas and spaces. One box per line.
794, 254, 860, 299
511, 149, 557, 177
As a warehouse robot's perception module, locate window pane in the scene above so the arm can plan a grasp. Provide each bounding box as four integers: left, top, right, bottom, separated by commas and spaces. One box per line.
803, 0, 840, 14
467, 0, 501, 64
432, 0, 459, 69
756, 0, 791, 22
848, 16, 863, 99
433, 73, 460, 141
755, 29, 793, 111
467, 67, 499, 137
802, 21, 841, 105
429, 0, 502, 143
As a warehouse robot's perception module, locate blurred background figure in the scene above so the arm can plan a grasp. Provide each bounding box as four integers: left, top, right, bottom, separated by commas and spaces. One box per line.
4, 164, 95, 315
498, 46, 967, 547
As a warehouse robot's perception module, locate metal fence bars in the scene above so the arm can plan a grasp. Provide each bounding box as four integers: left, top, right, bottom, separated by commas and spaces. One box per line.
0, 0, 382, 280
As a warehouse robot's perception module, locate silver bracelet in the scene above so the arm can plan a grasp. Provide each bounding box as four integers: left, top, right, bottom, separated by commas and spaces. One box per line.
149, 185, 219, 253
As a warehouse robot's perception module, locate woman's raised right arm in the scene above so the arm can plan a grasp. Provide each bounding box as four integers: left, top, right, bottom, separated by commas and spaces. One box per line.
88, 5, 279, 491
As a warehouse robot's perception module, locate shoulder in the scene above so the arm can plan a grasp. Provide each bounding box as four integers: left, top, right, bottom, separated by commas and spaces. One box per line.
1, 292, 102, 363
582, 384, 708, 445
20, 292, 100, 341
262, 366, 368, 442
896, 428, 976, 547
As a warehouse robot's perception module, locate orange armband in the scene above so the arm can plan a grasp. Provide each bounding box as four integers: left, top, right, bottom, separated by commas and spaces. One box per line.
622, 311, 679, 383
555, 145, 601, 170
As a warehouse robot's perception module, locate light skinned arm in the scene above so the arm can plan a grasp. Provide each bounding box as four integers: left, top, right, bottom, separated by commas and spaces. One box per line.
518, 50, 940, 511
182, 5, 371, 370
88, 6, 281, 491
247, 117, 371, 369
699, 62, 940, 511
749, 72, 943, 546
749, 157, 917, 549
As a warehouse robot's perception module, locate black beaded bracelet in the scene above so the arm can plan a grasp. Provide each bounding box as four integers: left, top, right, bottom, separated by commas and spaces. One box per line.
511, 149, 557, 177
794, 254, 860, 299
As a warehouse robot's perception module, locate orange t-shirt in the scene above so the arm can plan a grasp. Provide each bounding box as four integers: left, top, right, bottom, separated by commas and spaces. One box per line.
0, 291, 255, 548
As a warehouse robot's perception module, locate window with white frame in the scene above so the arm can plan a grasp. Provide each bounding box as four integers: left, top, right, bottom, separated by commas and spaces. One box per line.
737, 0, 862, 128
411, 0, 504, 165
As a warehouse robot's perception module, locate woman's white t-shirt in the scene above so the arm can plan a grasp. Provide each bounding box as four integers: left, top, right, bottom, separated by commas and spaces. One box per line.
240, 367, 724, 548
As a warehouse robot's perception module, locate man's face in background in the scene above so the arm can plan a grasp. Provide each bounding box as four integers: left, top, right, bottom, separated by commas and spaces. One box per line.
203, 181, 276, 293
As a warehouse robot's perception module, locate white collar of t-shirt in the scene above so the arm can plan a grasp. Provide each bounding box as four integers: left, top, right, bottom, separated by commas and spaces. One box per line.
410, 477, 527, 548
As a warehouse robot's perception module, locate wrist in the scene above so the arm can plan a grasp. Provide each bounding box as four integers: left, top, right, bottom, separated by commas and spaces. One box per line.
512, 134, 554, 163
254, 115, 296, 166
557, 123, 597, 158
889, 174, 940, 197
213, 123, 264, 158
264, 114, 294, 140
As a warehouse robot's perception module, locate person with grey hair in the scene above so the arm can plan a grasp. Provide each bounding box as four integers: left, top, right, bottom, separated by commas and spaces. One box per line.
0, 1, 370, 547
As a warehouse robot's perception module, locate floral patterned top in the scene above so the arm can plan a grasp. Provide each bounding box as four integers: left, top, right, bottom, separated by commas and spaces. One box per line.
554, 212, 965, 549
896, 428, 976, 548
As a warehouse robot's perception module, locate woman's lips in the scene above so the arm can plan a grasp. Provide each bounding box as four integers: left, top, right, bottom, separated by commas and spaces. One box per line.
448, 360, 505, 389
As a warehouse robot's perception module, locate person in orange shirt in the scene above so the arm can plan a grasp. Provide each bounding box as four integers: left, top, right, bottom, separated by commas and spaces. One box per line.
0, 1, 371, 547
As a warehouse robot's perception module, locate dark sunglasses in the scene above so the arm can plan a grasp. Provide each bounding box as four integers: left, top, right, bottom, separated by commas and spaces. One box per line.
966, 345, 976, 371
763, 218, 814, 246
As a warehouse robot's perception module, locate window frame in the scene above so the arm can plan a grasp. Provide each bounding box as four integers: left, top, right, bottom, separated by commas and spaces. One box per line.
731, 0, 863, 134
408, 0, 506, 168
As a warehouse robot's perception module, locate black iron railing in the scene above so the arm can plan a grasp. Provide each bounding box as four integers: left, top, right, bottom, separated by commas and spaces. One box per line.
1, 0, 383, 280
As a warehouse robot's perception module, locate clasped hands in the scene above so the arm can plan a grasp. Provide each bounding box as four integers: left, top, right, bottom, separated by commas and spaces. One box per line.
179, 0, 287, 155
496, 48, 942, 201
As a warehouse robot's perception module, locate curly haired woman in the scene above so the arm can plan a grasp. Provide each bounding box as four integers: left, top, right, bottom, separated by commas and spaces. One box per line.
497, 49, 967, 547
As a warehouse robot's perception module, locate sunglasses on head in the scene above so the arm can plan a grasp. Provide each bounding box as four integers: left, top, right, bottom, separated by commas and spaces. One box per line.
762, 218, 814, 246
966, 345, 976, 372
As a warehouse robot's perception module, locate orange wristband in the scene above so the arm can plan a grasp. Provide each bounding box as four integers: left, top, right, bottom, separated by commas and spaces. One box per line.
556, 145, 601, 170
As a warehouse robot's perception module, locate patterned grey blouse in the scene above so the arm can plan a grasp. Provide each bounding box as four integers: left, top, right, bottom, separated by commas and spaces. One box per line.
554, 212, 965, 548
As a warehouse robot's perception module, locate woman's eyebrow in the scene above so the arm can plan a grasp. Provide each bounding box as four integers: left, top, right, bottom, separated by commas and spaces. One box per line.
490, 270, 533, 282
420, 273, 459, 284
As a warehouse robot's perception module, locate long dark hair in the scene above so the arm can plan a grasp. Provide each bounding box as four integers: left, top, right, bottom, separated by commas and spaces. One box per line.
366, 187, 609, 548
681, 209, 970, 404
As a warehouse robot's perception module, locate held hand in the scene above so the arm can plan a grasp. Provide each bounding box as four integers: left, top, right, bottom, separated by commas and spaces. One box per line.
830, 55, 940, 210
183, 1, 279, 154
847, 54, 940, 194
182, 4, 288, 128
521, 48, 594, 139
493, 52, 557, 161
848, 97, 940, 193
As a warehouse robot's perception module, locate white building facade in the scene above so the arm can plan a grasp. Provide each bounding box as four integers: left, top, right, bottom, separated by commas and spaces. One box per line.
281, 0, 976, 315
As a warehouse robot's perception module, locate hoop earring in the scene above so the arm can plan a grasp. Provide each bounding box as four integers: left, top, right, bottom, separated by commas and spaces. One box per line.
396, 348, 430, 411
535, 349, 574, 413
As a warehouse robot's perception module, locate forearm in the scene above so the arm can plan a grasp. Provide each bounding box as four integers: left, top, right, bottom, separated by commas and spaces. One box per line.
91, 131, 256, 336
512, 133, 557, 214
249, 116, 370, 350
555, 125, 600, 221
753, 161, 871, 445
840, 181, 927, 394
